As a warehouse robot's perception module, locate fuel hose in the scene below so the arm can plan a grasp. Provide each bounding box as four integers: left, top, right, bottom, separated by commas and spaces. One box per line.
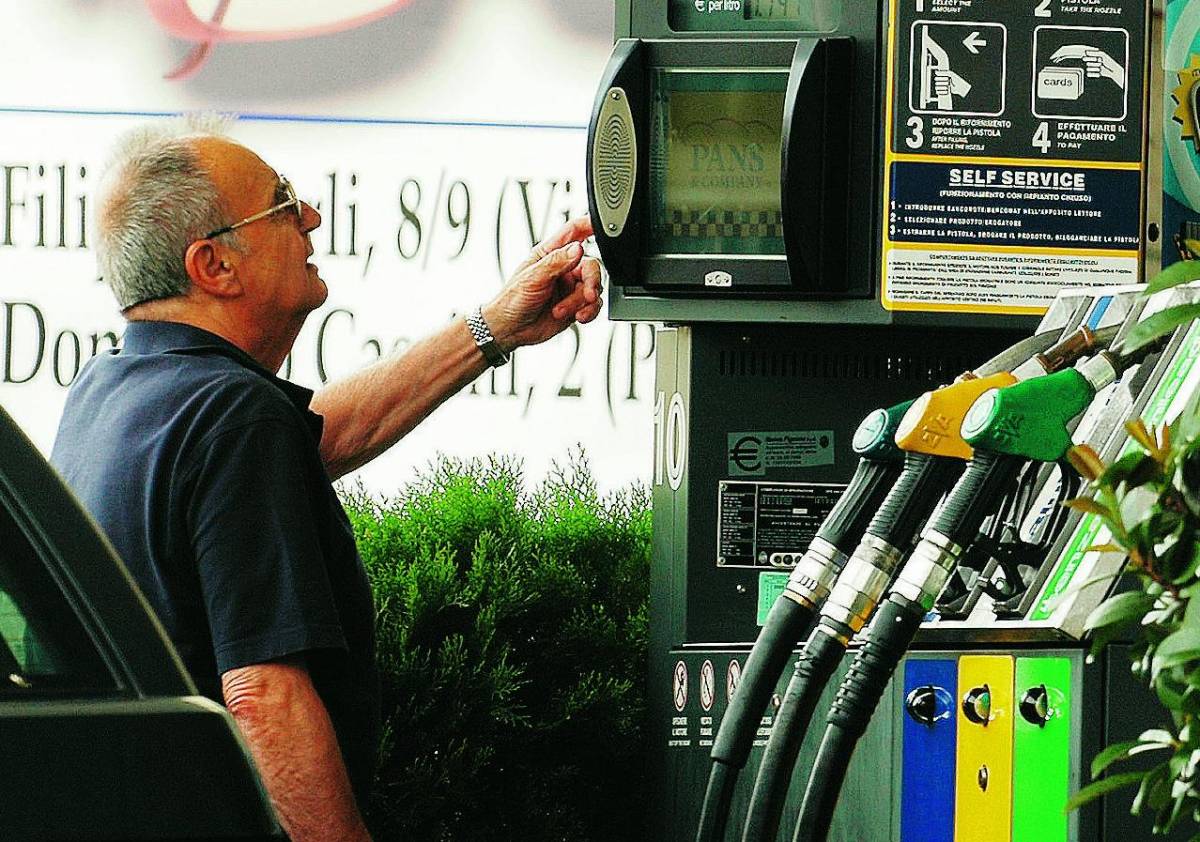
739, 328, 1113, 842
736, 420, 979, 842
790, 360, 1117, 842
694, 402, 909, 842
700, 325, 1110, 842
740, 454, 962, 842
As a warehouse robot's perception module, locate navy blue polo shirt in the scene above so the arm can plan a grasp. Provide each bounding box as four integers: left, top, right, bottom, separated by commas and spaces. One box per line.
50, 320, 380, 805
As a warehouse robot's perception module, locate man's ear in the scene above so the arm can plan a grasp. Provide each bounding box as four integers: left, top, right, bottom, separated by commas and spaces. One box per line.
183, 240, 242, 299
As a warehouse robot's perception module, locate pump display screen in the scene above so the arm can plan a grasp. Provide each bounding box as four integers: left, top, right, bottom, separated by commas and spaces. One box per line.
648, 71, 787, 256
744, 0, 824, 20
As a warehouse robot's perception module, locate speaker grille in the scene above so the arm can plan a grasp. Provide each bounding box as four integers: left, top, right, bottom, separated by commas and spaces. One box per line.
598, 114, 634, 210
591, 87, 636, 237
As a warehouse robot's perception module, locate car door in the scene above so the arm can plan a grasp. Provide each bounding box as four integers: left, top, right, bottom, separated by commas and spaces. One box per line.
0, 405, 282, 840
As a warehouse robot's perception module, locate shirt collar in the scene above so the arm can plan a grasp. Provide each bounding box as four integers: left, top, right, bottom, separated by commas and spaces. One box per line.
120, 320, 317, 415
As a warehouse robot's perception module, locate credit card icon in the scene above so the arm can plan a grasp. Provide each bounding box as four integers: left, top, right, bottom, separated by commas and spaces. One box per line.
1037, 66, 1084, 101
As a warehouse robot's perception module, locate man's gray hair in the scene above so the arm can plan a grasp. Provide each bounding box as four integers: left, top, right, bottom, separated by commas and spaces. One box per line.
96, 113, 241, 311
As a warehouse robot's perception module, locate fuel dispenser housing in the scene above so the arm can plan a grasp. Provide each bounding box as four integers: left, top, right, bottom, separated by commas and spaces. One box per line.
586, 1, 1191, 840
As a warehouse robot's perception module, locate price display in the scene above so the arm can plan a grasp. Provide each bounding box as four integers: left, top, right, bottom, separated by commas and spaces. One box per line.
744, 0, 813, 20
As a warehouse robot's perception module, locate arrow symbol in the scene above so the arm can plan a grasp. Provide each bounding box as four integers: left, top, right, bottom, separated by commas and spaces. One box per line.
963, 31, 987, 54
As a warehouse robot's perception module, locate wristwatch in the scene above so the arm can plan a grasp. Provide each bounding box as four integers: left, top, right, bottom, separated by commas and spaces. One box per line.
465, 308, 510, 368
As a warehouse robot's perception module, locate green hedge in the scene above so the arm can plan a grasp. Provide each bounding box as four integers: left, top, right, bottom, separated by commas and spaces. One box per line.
342, 452, 651, 841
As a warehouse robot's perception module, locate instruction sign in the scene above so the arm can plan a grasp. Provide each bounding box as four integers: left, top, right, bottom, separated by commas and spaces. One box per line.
882, 0, 1147, 314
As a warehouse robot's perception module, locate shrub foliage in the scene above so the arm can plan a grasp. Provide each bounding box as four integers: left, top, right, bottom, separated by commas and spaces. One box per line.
342, 452, 651, 841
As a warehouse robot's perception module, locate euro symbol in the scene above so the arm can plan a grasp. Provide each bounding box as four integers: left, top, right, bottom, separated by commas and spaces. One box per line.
730, 435, 762, 472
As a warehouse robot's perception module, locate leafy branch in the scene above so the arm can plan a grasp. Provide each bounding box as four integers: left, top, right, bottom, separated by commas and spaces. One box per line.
1068, 259, 1200, 833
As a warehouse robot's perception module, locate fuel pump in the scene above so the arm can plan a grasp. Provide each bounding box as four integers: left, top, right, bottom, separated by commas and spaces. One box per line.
588, 0, 1164, 840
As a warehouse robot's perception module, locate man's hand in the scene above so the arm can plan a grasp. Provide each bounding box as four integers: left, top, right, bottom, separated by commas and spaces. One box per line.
482, 215, 603, 351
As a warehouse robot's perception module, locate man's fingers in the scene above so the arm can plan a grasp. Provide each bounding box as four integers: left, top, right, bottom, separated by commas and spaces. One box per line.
536, 215, 593, 254
550, 258, 603, 320
522, 241, 585, 290
575, 299, 604, 324
578, 256, 603, 302
514, 216, 594, 275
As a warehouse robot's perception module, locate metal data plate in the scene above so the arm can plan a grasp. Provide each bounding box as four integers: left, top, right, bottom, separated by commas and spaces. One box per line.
716, 481, 845, 567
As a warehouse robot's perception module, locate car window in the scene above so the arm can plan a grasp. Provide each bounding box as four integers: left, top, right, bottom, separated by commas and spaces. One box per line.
0, 500, 117, 695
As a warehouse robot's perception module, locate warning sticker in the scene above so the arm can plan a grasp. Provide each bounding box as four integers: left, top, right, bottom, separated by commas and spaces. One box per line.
887, 249, 1137, 309
882, 0, 1146, 314
672, 660, 688, 713
727, 659, 742, 703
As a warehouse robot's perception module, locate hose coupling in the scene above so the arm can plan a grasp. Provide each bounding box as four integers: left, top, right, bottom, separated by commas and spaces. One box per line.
785, 537, 849, 609
890, 530, 963, 611
818, 535, 904, 633
1076, 352, 1119, 393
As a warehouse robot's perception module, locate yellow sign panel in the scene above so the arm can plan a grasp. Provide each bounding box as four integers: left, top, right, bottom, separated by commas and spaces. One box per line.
954, 655, 1014, 842
879, 0, 1146, 315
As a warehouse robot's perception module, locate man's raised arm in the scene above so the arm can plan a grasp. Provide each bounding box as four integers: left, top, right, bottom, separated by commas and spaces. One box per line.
311, 216, 602, 480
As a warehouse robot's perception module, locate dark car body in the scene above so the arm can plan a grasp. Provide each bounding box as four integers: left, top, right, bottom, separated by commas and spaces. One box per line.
0, 405, 282, 840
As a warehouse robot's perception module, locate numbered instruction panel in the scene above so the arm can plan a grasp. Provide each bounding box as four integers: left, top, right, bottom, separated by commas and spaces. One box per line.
881, 0, 1147, 314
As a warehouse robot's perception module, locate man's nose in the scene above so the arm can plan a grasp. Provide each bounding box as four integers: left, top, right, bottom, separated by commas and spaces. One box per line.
300, 201, 321, 233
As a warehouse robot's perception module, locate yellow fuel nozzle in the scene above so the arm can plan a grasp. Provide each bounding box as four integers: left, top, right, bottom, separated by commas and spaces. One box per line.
893, 372, 1018, 459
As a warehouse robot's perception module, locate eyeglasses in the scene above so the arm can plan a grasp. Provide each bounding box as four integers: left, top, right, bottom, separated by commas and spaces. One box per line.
204, 176, 302, 239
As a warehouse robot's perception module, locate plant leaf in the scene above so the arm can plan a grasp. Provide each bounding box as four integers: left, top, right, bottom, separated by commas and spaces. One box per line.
1123, 303, 1200, 354
1090, 739, 1148, 777
1154, 627, 1200, 674
1132, 764, 1171, 815
1126, 420, 1156, 454
1064, 497, 1110, 517
1085, 543, 1127, 554
1145, 258, 1200, 295
1065, 770, 1149, 811
1084, 591, 1155, 633
1068, 445, 1107, 482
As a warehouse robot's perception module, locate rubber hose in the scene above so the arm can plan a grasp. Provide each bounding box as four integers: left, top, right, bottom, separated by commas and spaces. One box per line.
696, 761, 737, 842
789, 723, 856, 842
711, 598, 815, 766
866, 453, 963, 548
927, 450, 1022, 549
814, 458, 902, 554
793, 597, 926, 842
740, 629, 846, 842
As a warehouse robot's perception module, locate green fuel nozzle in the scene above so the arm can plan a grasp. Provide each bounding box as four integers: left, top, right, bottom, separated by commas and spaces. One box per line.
852, 399, 914, 461
960, 365, 1107, 463
799, 400, 914, 589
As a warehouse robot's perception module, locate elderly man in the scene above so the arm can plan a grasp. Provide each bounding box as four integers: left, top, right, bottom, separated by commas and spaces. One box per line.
49, 119, 602, 842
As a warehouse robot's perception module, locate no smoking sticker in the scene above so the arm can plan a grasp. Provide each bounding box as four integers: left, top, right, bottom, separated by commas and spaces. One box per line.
673, 660, 688, 713
699, 660, 716, 712
727, 659, 742, 703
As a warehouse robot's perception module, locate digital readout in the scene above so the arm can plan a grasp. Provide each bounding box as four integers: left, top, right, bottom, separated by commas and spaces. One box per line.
744, 0, 814, 20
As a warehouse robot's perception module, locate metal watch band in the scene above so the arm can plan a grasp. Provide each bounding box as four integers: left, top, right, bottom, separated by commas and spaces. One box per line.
465, 308, 509, 368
